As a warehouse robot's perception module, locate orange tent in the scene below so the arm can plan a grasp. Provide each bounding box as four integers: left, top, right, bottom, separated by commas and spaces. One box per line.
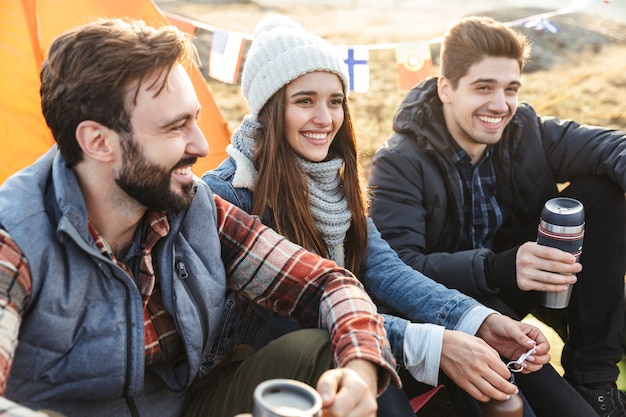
0, 0, 230, 184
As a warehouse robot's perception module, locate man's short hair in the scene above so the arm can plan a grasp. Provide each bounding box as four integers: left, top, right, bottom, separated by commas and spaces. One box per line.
40, 18, 198, 166
440, 16, 530, 88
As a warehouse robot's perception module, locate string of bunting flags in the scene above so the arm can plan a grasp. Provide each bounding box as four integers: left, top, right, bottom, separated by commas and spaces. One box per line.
163, 0, 610, 93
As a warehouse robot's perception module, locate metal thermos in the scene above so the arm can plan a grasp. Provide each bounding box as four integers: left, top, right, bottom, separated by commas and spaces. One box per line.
253, 379, 323, 417
536, 197, 585, 309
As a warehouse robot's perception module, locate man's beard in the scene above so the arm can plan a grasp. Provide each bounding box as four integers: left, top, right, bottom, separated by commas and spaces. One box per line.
115, 135, 196, 214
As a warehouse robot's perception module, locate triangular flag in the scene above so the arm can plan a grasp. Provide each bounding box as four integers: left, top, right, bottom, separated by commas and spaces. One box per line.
336, 46, 370, 93
395, 42, 433, 90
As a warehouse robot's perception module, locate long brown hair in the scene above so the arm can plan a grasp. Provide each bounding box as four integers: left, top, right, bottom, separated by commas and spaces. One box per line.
253, 83, 368, 276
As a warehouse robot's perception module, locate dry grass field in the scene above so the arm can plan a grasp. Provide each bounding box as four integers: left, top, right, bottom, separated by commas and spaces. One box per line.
156, 1, 626, 414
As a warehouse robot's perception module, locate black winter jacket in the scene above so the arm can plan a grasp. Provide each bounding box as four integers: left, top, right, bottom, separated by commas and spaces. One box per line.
368, 77, 626, 297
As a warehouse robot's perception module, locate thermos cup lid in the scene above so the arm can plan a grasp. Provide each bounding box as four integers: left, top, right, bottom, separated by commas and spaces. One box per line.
253, 378, 322, 417
541, 197, 584, 226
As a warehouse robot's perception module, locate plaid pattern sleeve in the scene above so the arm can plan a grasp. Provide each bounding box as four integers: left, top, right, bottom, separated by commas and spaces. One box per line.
0, 230, 30, 396
214, 196, 400, 391
0, 233, 61, 417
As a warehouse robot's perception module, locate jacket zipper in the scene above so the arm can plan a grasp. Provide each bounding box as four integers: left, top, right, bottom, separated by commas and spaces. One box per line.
175, 257, 208, 334
174, 256, 209, 378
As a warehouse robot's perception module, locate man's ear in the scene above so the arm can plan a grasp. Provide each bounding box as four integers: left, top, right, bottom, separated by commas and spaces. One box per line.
437, 77, 451, 104
76, 121, 115, 162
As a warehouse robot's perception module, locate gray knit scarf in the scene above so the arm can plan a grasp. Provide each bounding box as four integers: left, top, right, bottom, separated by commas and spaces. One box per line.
228, 115, 351, 266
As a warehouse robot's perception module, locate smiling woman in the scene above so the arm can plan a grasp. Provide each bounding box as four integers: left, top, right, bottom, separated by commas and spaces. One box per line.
284, 72, 345, 163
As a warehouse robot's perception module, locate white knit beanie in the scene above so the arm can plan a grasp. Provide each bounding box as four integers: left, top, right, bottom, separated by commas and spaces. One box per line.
242, 14, 350, 118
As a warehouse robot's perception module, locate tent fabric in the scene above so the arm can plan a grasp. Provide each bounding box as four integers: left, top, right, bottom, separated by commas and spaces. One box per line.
0, 0, 231, 184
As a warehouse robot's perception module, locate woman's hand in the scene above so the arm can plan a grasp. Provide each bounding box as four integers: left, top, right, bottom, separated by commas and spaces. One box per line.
439, 329, 518, 402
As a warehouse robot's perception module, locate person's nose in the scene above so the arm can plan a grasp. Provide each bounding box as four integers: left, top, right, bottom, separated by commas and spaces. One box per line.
187, 122, 209, 158
312, 104, 332, 125
489, 89, 509, 113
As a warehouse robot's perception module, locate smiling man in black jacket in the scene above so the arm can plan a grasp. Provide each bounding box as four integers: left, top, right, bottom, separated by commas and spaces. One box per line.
368, 16, 626, 417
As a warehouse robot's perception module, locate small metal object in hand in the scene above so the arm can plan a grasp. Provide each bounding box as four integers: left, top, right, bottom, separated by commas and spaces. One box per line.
507, 348, 537, 373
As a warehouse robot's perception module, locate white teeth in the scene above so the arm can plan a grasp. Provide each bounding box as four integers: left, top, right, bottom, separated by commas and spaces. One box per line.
174, 166, 192, 175
302, 132, 327, 140
478, 116, 502, 124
